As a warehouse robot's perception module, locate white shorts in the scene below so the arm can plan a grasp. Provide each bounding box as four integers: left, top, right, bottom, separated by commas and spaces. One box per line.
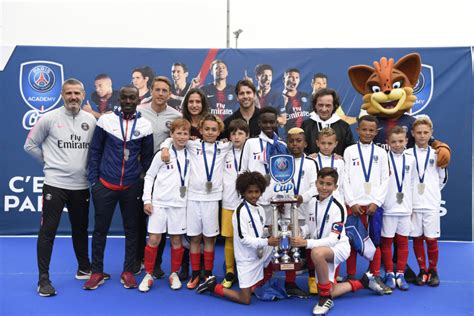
148, 205, 186, 235
236, 246, 273, 288
187, 200, 219, 237
410, 212, 440, 238
313, 239, 350, 283
381, 215, 412, 238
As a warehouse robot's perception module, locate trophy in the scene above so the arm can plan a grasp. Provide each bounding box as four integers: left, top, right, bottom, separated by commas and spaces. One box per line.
269, 154, 303, 271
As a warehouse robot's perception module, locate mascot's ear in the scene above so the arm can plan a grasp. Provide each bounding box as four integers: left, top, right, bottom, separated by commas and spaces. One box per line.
348, 65, 374, 95
394, 53, 422, 87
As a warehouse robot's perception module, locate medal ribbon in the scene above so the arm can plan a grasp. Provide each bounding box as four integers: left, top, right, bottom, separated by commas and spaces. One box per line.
413, 146, 430, 184
317, 153, 334, 170
389, 152, 405, 194
119, 112, 138, 142
291, 156, 305, 195
172, 145, 188, 187
202, 142, 217, 183
315, 196, 334, 239
232, 147, 240, 174
259, 138, 270, 176
244, 201, 260, 238
357, 142, 374, 183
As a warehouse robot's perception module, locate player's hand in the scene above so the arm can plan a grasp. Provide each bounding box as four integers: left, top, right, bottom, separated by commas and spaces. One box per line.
161, 148, 170, 162
334, 153, 343, 160
351, 204, 364, 216
191, 75, 201, 88
144, 203, 153, 215
308, 153, 318, 159
367, 203, 378, 215
83, 101, 93, 113
290, 236, 307, 248
296, 195, 303, 206
277, 114, 287, 127
268, 236, 280, 247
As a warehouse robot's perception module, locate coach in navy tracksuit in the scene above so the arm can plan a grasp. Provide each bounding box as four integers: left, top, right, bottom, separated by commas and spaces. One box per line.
84, 86, 154, 290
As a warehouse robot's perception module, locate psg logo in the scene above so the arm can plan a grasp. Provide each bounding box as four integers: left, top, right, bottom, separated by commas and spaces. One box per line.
81, 122, 90, 131
133, 130, 141, 137
28, 65, 55, 92
275, 157, 289, 171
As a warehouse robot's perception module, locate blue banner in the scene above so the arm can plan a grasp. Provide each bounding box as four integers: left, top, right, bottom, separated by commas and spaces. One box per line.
0, 46, 471, 240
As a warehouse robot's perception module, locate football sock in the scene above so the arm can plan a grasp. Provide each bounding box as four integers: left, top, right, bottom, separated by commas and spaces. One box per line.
413, 237, 427, 271
171, 247, 184, 273
203, 250, 215, 274
224, 237, 235, 274
317, 282, 332, 297
144, 245, 158, 274
369, 247, 381, 276
190, 252, 201, 277
214, 284, 224, 297
381, 237, 394, 273
395, 234, 409, 273
426, 238, 438, 272
348, 279, 364, 292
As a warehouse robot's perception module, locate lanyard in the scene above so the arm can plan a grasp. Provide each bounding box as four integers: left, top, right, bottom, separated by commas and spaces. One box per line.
315, 196, 334, 239
291, 157, 305, 195
357, 142, 374, 182
244, 200, 260, 238
232, 147, 240, 173
171, 145, 188, 187
389, 152, 405, 193
259, 138, 269, 175
119, 112, 138, 142
413, 146, 430, 184
202, 142, 217, 183
317, 153, 334, 169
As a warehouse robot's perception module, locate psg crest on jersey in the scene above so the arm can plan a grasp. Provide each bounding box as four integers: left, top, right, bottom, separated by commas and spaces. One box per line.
410, 64, 433, 115
270, 154, 295, 184
20, 61, 64, 112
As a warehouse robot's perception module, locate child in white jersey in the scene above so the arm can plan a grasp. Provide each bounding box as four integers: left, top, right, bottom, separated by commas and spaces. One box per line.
408, 116, 447, 287
380, 126, 416, 291
161, 114, 232, 289
343, 115, 390, 294
139, 119, 191, 292
221, 119, 249, 288
196, 171, 279, 304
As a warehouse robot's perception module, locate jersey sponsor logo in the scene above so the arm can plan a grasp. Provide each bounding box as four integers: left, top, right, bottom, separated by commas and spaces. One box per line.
411, 64, 434, 115
20, 61, 64, 113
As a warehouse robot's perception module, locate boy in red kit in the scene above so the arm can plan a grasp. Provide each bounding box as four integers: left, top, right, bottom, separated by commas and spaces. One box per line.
380, 126, 416, 291
138, 119, 191, 292
408, 117, 447, 287
343, 115, 391, 294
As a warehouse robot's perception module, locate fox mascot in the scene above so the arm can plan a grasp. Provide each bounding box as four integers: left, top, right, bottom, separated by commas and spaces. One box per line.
348, 53, 450, 167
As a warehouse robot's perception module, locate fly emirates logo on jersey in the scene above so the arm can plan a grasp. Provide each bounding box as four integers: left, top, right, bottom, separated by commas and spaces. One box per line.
4, 176, 64, 213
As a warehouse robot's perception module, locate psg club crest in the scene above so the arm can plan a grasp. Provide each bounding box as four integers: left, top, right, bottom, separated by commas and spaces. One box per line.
270, 154, 295, 184
410, 64, 433, 115
20, 61, 64, 113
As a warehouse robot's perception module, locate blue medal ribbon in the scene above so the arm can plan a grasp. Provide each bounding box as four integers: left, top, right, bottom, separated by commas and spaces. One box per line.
357, 142, 374, 183
259, 138, 270, 176
389, 152, 405, 194
202, 142, 217, 183
413, 146, 430, 184
244, 200, 260, 238
317, 153, 334, 170
119, 112, 138, 142
315, 196, 334, 239
172, 145, 188, 187
291, 156, 305, 195
232, 147, 240, 174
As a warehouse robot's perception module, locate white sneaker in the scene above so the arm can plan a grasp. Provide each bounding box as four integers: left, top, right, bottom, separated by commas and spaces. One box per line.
169, 272, 182, 290
312, 298, 334, 315
138, 273, 154, 292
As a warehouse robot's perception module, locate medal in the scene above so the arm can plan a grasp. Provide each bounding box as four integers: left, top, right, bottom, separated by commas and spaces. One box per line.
172, 146, 188, 198
390, 152, 406, 204
396, 192, 404, 204
418, 183, 425, 195
202, 142, 217, 193
123, 148, 130, 161
180, 186, 186, 198
358, 142, 374, 195
413, 146, 430, 196
364, 182, 371, 195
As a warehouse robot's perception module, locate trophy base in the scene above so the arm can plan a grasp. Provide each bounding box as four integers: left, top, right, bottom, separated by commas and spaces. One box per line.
272, 261, 303, 272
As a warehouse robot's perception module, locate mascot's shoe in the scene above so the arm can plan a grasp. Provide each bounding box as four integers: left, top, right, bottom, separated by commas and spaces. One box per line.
221, 272, 235, 289
313, 297, 334, 316
384, 272, 396, 290
308, 277, 318, 295
396, 273, 409, 291
427, 269, 440, 287
285, 282, 311, 299
415, 269, 429, 286
138, 273, 154, 292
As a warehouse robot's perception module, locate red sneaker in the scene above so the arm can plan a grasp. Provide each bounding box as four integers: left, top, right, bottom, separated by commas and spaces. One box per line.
83, 273, 105, 290
121, 272, 138, 289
